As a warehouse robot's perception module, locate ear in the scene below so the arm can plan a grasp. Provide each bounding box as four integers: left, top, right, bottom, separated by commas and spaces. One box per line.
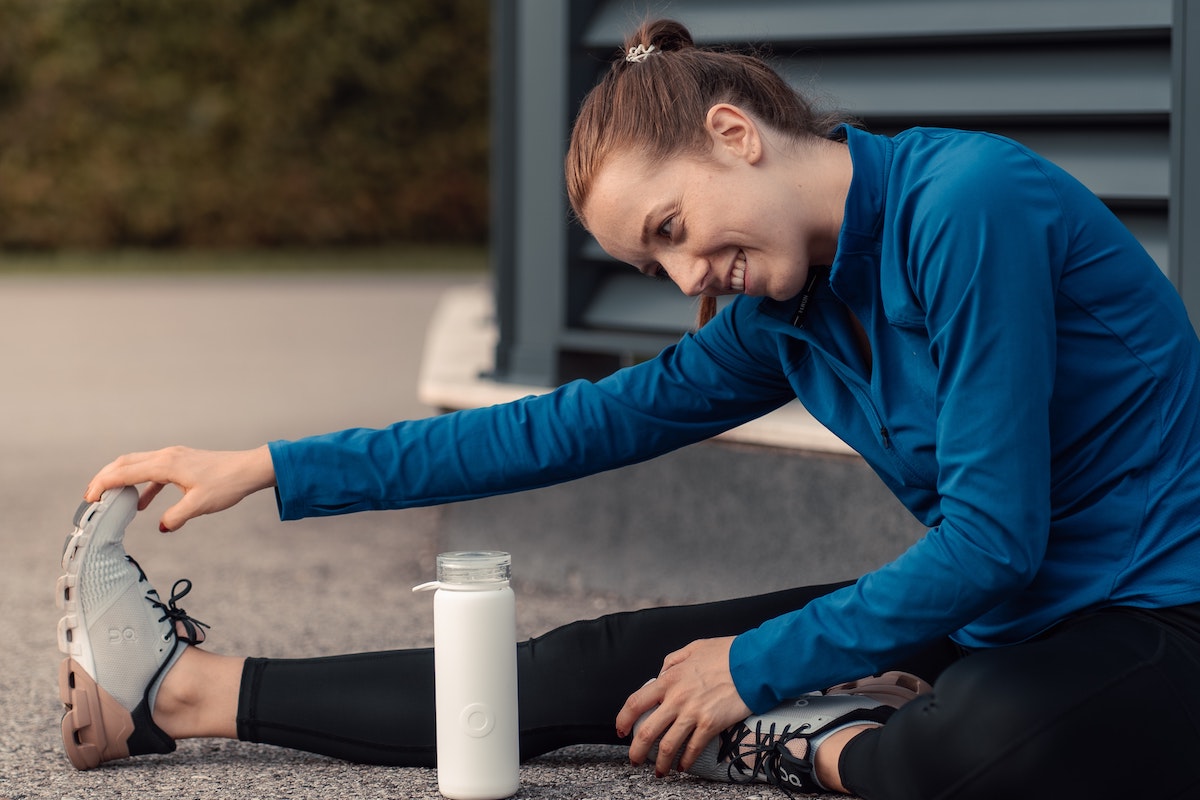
705, 104, 763, 165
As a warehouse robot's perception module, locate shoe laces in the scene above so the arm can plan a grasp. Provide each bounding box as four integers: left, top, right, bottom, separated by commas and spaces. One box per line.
717, 718, 813, 798
126, 556, 211, 646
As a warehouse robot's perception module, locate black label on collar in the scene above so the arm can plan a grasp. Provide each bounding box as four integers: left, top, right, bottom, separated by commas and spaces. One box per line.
791, 267, 828, 328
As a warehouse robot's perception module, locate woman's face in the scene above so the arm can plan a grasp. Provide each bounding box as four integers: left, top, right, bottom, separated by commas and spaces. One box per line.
582, 134, 832, 303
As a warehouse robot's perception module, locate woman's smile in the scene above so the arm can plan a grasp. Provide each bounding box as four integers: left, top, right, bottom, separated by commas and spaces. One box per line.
731, 250, 747, 293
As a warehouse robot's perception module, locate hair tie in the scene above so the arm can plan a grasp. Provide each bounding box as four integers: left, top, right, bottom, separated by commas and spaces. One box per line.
625, 44, 657, 63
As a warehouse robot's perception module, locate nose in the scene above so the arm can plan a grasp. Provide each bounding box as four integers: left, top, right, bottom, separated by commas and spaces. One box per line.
663, 254, 711, 297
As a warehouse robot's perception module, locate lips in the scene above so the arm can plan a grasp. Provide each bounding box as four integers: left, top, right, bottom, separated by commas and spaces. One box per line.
731, 250, 747, 293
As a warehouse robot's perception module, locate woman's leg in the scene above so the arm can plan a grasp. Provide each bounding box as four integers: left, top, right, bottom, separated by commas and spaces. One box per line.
838, 606, 1200, 800
59, 487, 957, 771
234, 582, 856, 765
233, 580, 956, 766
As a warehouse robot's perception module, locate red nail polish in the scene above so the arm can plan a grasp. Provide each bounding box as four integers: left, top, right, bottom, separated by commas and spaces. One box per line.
159, 523, 169, 533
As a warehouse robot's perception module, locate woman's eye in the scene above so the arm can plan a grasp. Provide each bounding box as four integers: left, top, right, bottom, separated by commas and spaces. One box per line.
657, 217, 674, 238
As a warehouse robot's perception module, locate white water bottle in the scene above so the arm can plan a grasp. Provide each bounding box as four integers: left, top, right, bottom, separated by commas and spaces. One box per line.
414, 551, 519, 800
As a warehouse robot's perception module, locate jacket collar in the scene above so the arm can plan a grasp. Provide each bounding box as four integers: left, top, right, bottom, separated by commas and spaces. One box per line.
755, 125, 892, 325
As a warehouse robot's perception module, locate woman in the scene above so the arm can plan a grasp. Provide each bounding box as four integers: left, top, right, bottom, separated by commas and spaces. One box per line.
64, 19, 1200, 799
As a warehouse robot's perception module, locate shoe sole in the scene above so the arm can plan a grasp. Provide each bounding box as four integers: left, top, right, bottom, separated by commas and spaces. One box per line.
55, 487, 140, 770
59, 657, 135, 769
824, 670, 933, 709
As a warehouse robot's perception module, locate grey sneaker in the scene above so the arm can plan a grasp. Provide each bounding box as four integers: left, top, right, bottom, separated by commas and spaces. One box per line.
635, 670, 930, 794
683, 694, 894, 793
56, 486, 208, 769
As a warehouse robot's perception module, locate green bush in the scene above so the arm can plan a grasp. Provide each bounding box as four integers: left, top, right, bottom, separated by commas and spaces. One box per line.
0, 0, 490, 248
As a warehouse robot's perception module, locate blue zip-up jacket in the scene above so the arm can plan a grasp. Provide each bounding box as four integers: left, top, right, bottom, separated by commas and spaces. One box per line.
270, 126, 1200, 713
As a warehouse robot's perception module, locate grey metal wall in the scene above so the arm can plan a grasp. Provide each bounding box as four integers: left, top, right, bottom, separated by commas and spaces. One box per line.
491, 0, 1196, 386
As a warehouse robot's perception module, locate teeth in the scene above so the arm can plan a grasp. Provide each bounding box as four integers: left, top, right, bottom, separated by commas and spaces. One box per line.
731, 251, 746, 293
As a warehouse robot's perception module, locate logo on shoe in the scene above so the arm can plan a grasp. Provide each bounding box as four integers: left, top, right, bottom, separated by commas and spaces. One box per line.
776, 763, 807, 789
108, 627, 138, 643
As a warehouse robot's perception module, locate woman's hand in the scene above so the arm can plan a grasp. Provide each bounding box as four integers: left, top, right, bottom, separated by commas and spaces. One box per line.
615, 636, 752, 777
84, 444, 277, 532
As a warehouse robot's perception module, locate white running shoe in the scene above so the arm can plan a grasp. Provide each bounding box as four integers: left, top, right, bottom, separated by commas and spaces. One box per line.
56, 486, 208, 769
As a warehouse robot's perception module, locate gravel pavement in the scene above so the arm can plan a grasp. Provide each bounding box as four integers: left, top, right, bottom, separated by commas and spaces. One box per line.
0, 271, 810, 800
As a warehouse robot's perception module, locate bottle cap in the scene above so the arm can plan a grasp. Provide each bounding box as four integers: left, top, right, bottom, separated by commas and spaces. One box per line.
413, 551, 511, 592
438, 551, 511, 585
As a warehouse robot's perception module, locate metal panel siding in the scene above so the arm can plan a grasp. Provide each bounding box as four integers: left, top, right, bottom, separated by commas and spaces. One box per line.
1171, 0, 1199, 318
584, 0, 1172, 45
492, 0, 571, 384
492, 0, 1189, 385
772, 44, 1171, 120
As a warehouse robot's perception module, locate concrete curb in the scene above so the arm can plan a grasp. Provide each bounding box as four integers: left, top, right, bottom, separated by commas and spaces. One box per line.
416, 284, 855, 455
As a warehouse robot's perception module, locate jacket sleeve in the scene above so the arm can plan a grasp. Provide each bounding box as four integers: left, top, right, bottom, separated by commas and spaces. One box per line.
269, 298, 795, 520
730, 134, 1068, 711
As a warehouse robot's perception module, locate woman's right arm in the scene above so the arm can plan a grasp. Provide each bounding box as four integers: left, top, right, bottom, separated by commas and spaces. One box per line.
85, 444, 277, 532
87, 298, 793, 532
268, 306, 794, 521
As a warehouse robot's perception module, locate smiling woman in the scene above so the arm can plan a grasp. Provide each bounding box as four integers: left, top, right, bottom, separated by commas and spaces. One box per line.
59, 15, 1200, 800
565, 19, 853, 327
579, 111, 849, 306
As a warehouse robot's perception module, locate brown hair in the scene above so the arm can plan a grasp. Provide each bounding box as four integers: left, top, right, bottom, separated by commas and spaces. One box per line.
565, 19, 851, 327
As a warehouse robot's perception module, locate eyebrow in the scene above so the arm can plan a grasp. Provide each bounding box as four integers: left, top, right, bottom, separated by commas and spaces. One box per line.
628, 210, 658, 275
640, 209, 654, 247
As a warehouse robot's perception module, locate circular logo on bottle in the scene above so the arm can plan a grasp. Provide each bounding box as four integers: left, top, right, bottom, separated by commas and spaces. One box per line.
460, 703, 495, 738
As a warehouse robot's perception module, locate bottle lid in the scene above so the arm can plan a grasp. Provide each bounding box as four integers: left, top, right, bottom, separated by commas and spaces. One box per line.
436, 551, 511, 586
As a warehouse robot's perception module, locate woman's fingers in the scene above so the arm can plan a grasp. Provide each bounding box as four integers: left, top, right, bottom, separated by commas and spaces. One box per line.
82, 444, 276, 532
618, 637, 752, 778
137, 481, 167, 510
650, 711, 694, 777
618, 676, 665, 752
86, 447, 190, 501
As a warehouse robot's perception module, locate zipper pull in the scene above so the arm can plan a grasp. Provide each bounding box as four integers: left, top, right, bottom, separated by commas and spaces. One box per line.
880, 426, 892, 448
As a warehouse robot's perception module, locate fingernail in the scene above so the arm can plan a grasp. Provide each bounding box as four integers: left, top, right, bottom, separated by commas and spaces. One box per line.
616, 728, 627, 739
159, 523, 170, 533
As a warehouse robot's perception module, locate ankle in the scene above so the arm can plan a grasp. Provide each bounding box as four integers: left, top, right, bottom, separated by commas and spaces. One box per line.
812, 723, 879, 794
152, 647, 244, 740
149, 645, 199, 737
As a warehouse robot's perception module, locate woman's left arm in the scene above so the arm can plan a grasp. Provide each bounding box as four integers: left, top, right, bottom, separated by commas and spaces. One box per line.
633, 135, 1073, 773
732, 135, 1070, 710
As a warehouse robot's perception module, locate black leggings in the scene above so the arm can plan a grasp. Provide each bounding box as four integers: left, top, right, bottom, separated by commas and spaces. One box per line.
236, 583, 1200, 799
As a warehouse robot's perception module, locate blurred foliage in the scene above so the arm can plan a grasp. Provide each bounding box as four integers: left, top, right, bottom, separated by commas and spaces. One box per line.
0, 0, 490, 248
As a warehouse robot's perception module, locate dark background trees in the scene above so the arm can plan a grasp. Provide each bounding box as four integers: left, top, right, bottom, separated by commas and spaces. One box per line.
0, 0, 490, 248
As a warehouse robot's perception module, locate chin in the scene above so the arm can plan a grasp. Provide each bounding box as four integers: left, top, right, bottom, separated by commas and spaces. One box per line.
766, 285, 799, 302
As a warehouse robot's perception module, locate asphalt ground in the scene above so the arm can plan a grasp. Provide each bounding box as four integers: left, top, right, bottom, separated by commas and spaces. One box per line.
0, 271, 805, 799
